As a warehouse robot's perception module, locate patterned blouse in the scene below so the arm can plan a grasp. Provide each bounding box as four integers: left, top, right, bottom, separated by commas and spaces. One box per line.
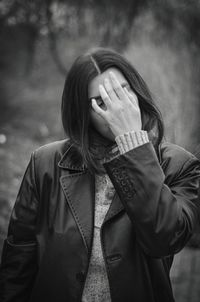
81, 130, 149, 302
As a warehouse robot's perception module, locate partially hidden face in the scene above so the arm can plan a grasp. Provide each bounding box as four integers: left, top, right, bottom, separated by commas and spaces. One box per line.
88, 67, 139, 142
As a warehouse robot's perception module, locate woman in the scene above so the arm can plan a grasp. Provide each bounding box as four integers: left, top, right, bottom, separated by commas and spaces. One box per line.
0, 47, 200, 302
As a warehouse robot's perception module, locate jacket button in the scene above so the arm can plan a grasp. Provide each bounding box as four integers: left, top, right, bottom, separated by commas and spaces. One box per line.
76, 271, 85, 282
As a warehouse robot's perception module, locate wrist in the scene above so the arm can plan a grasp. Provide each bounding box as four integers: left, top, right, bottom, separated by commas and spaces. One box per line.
115, 130, 149, 154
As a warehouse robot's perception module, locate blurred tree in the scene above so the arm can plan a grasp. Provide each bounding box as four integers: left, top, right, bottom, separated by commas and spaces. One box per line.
151, 0, 200, 47
1, 0, 200, 74
0, 0, 148, 74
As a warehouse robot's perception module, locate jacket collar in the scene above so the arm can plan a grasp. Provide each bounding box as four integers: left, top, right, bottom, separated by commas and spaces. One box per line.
57, 139, 122, 172
58, 139, 87, 171
58, 140, 162, 170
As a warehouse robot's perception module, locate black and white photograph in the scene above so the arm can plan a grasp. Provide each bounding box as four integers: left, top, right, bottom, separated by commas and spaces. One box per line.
0, 1, 200, 301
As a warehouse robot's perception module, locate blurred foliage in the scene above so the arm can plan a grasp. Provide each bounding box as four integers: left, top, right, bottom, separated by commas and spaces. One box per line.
0, 0, 148, 73
1, 0, 200, 77
1, 0, 200, 75
151, 0, 200, 47
1, 1, 200, 49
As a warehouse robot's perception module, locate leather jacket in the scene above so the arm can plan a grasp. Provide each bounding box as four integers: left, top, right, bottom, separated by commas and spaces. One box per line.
0, 139, 200, 302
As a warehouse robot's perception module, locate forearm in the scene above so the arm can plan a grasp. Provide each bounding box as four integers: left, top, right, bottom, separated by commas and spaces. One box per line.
103, 141, 200, 257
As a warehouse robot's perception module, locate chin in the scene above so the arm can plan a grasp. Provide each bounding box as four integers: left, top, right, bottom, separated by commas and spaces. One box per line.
90, 125, 115, 145
106, 130, 115, 142
104, 134, 115, 144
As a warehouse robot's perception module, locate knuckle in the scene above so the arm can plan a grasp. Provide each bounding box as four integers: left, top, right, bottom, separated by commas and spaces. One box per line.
104, 95, 110, 102
129, 94, 135, 100
115, 85, 121, 92
106, 87, 112, 93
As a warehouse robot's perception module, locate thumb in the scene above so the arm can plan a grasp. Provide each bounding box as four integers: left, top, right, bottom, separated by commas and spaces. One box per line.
91, 99, 104, 117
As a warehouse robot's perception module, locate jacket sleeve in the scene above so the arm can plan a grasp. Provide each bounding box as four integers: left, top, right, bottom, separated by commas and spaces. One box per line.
0, 152, 39, 302
103, 141, 200, 258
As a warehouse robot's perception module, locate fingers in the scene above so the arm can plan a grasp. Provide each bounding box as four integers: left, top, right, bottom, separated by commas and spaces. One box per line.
103, 78, 119, 103
92, 71, 139, 116
124, 87, 139, 108
109, 71, 127, 100
99, 84, 112, 109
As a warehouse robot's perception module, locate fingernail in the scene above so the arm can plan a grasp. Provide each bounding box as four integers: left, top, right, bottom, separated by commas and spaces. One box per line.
109, 71, 115, 79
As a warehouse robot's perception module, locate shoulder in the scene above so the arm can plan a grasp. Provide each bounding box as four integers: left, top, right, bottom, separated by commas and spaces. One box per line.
34, 139, 70, 157
160, 141, 198, 164
159, 141, 200, 181
31, 138, 70, 171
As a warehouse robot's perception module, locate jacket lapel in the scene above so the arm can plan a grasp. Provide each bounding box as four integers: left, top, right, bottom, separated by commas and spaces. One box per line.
103, 192, 124, 223
58, 139, 125, 254
60, 171, 95, 254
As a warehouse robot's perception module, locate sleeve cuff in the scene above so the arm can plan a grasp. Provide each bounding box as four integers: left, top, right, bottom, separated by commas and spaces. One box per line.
115, 130, 149, 154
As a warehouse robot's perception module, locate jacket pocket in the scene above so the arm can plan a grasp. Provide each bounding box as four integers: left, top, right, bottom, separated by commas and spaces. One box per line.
0, 236, 38, 302
5, 236, 37, 247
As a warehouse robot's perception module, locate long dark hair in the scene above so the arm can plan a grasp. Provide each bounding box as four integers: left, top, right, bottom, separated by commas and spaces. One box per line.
61, 47, 165, 175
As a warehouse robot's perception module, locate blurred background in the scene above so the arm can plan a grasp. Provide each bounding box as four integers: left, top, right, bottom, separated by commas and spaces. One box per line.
0, 0, 200, 301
